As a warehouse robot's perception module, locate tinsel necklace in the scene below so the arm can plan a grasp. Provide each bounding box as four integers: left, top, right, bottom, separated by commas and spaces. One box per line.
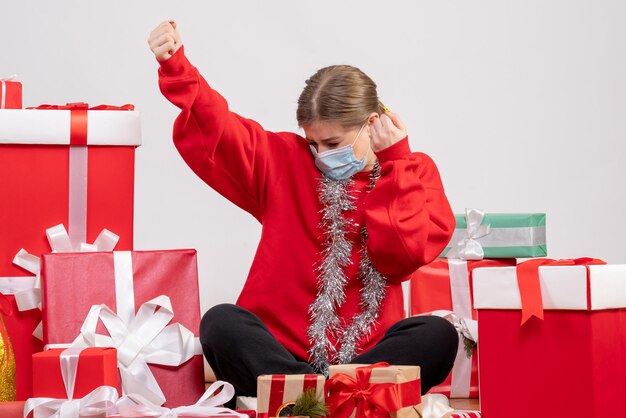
307, 162, 388, 375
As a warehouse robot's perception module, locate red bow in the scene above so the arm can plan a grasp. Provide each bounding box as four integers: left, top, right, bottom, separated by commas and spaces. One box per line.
325, 362, 421, 418
517, 257, 606, 325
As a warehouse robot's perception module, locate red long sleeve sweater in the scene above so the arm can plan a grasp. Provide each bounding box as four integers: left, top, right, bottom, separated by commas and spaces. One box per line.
158, 47, 455, 362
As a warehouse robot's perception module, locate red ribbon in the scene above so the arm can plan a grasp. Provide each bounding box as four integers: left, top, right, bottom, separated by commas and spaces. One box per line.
325, 362, 421, 418
517, 257, 606, 325
26, 103, 134, 145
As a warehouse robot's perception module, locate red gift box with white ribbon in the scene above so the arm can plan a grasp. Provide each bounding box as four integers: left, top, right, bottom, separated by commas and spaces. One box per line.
410, 258, 515, 398
0, 103, 140, 400
473, 259, 626, 417
41, 249, 205, 408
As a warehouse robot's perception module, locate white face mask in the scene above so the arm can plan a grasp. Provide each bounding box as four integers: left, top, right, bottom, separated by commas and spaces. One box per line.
309, 123, 370, 180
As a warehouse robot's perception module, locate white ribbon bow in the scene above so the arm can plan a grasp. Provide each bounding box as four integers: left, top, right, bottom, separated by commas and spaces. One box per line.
69, 295, 199, 406
417, 394, 454, 418
446, 209, 490, 260
1, 224, 119, 339
116, 381, 249, 418
24, 385, 119, 418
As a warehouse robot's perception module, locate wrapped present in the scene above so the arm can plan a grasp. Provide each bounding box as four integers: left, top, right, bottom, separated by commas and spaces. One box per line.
473, 259, 626, 417
113, 381, 249, 417
409, 258, 515, 398
0, 76, 21, 109
441, 209, 546, 259
41, 249, 204, 408
32, 347, 119, 399
0, 401, 25, 418
0, 102, 140, 400
326, 363, 421, 418
257, 374, 325, 418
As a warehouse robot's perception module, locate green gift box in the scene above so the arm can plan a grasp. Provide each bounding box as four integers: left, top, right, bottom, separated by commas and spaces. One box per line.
441, 210, 546, 259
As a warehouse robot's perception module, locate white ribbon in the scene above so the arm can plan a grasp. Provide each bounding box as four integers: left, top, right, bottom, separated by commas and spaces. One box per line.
1, 74, 18, 109
446, 209, 490, 260
69, 295, 199, 406
24, 385, 119, 418
429, 309, 478, 399
116, 381, 249, 418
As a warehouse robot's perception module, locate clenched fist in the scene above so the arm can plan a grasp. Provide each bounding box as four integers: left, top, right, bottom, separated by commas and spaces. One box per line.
148, 20, 182, 62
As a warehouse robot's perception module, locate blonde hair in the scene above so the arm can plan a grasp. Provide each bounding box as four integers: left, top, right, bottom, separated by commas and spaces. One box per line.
297, 65, 386, 128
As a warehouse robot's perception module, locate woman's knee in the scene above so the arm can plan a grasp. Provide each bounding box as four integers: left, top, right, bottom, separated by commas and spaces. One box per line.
200, 303, 244, 347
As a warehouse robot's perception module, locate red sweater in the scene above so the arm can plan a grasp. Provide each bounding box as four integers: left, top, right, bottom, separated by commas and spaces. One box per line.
158, 47, 455, 362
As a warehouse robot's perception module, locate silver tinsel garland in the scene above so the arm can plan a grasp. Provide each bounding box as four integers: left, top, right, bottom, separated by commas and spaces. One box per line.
307, 163, 387, 375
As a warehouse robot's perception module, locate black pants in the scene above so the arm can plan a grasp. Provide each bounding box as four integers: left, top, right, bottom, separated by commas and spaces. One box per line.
200, 303, 458, 400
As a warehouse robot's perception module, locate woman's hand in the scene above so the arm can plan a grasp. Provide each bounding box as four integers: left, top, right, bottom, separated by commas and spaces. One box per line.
148, 20, 182, 62
369, 112, 408, 152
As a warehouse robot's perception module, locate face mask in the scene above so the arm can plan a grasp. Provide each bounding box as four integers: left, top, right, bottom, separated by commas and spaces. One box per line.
309, 123, 370, 180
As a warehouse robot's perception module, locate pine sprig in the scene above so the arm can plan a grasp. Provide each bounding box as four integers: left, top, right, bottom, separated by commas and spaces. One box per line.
288, 388, 328, 417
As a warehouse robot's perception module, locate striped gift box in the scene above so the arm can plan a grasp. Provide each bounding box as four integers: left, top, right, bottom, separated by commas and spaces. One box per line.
257, 374, 324, 418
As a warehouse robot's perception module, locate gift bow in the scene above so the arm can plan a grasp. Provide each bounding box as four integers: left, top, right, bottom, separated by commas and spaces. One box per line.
68, 295, 199, 406
416, 394, 454, 418
446, 209, 490, 260
116, 380, 249, 418
325, 362, 421, 418
11, 224, 118, 312
430, 311, 477, 346
517, 257, 606, 325
24, 385, 119, 418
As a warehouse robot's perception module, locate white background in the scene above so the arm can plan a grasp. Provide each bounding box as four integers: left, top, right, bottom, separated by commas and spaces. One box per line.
3, 1, 625, 314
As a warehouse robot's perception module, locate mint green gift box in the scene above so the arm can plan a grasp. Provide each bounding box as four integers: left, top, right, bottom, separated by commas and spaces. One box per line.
441, 210, 547, 259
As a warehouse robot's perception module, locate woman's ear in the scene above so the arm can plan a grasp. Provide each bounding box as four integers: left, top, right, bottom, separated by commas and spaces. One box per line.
367, 112, 379, 125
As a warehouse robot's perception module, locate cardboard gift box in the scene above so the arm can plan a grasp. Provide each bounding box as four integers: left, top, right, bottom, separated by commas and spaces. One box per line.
41, 249, 204, 408
32, 347, 119, 399
0, 76, 22, 109
257, 374, 325, 418
0, 103, 140, 400
473, 260, 626, 418
441, 210, 546, 259
409, 258, 516, 398
326, 363, 421, 418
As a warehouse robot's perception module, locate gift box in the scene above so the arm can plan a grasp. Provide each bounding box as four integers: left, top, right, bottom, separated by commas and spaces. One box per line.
0, 76, 22, 109
473, 260, 626, 417
441, 210, 546, 259
0, 103, 140, 400
257, 374, 325, 418
32, 347, 119, 399
326, 363, 421, 418
409, 258, 516, 398
41, 249, 204, 408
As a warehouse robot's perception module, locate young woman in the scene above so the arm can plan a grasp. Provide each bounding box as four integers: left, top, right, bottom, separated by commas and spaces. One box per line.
149, 20, 458, 399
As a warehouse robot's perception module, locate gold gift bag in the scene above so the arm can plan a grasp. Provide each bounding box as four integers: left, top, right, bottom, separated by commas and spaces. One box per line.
0, 295, 16, 401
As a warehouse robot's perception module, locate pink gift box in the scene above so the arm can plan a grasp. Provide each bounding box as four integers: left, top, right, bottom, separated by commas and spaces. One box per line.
41, 249, 204, 408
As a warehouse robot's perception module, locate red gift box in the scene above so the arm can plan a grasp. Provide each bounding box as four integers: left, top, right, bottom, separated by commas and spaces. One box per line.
257, 374, 325, 418
0, 77, 21, 109
473, 262, 626, 417
0, 104, 140, 400
41, 249, 204, 408
409, 258, 515, 398
32, 347, 119, 399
